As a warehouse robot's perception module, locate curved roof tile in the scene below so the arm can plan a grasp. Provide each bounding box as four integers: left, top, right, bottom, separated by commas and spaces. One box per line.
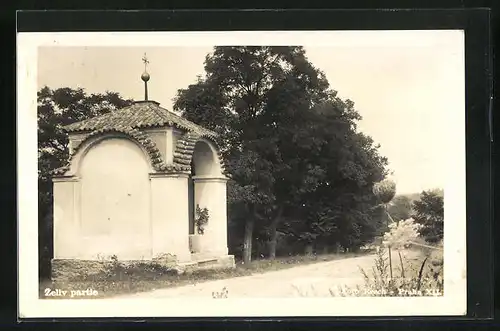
52, 126, 191, 177
63, 100, 217, 138
173, 132, 228, 176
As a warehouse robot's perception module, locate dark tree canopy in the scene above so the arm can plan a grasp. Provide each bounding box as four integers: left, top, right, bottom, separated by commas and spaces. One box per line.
412, 189, 444, 243
174, 46, 388, 260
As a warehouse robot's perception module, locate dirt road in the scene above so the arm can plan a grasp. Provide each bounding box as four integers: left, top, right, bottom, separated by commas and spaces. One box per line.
114, 254, 379, 299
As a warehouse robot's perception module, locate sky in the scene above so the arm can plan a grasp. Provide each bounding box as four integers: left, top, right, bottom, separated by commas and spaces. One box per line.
37, 32, 464, 195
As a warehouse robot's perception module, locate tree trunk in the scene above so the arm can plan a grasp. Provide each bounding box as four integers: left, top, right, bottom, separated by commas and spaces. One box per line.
268, 206, 284, 260
243, 217, 255, 265
268, 227, 278, 260
305, 243, 314, 256
334, 242, 341, 254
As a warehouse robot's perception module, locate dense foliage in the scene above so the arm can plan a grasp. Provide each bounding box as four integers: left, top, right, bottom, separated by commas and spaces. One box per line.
382, 218, 422, 250
412, 190, 444, 243
194, 205, 210, 235
174, 46, 389, 262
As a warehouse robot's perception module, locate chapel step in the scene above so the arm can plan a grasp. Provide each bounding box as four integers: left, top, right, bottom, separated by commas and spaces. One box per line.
190, 252, 220, 261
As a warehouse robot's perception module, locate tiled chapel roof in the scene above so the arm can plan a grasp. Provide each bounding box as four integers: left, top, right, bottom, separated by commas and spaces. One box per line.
62, 100, 216, 137
54, 55, 226, 177
53, 100, 226, 177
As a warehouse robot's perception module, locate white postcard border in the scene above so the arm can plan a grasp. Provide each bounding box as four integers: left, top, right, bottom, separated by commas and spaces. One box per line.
17, 31, 466, 318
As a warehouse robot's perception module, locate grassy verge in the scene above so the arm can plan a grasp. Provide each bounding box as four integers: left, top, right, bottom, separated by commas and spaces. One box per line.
40, 251, 369, 299
335, 246, 444, 297
288, 247, 444, 298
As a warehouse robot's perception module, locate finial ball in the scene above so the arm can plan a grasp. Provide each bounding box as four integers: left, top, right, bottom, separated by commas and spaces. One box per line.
141, 72, 150, 82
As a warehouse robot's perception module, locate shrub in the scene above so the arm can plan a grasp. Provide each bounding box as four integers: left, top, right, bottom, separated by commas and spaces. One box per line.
82, 255, 180, 282
335, 246, 443, 297
412, 190, 444, 243
382, 218, 423, 250
195, 205, 209, 235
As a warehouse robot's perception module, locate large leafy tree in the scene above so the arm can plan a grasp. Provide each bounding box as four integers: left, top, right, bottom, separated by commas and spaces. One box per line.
37, 86, 133, 279
175, 46, 325, 263
412, 189, 444, 243
278, 114, 388, 253
252, 73, 330, 258
174, 46, 388, 263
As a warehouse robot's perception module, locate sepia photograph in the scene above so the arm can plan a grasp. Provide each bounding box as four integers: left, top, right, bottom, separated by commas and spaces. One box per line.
18, 30, 466, 318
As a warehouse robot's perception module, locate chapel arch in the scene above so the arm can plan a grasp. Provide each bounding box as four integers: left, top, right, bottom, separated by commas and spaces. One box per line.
188, 138, 223, 236
188, 138, 228, 257
67, 132, 156, 177
191, 139, 224, 177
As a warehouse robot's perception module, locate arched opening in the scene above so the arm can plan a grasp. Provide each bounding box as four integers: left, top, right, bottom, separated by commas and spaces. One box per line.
192, 140, 217, 176
79, 137, 151, 259
189, 140, 221, 236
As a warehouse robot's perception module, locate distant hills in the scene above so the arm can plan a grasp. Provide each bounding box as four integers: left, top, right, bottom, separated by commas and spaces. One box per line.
396, 188, 444, 203
398, 192, 420, 202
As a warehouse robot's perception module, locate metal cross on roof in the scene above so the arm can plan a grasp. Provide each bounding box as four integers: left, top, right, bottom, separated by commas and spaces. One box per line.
142, 53, 149, 71
141, 53, 151, 101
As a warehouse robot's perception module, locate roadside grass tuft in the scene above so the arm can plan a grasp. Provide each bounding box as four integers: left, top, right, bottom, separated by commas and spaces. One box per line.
291, 247, 443, 297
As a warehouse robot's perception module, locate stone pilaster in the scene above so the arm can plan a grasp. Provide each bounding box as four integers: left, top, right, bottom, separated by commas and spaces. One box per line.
150, 173, 191, 262
192, 175, 229, 256
52, 176, 80, 259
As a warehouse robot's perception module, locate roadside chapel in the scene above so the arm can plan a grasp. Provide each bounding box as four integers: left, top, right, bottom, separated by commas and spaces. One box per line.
51, 54, 234, 277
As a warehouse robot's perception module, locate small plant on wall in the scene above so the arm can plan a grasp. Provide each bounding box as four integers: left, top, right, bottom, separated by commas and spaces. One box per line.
195, 205, 209, 235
